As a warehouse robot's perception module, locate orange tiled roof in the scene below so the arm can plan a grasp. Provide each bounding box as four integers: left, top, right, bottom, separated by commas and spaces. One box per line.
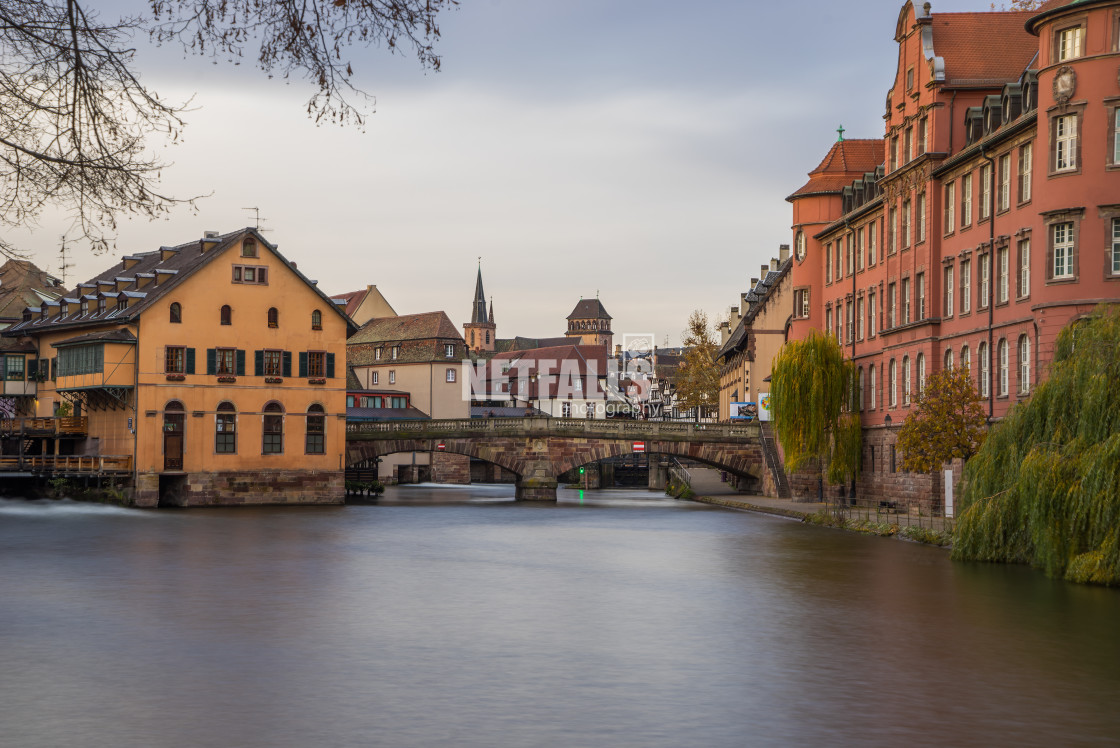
932, 11, 1038, 86
788, 139, 884, 200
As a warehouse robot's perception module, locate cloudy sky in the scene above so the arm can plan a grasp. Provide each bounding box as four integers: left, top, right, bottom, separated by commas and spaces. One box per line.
13, 0, 999, 345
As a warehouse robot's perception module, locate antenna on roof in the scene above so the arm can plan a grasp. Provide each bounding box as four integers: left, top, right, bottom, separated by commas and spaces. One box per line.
242, 207, 269, 232
58, 235, 72, 287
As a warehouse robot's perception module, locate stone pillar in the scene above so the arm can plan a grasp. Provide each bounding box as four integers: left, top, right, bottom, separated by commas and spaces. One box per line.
430, 452, 470, 484
515, 461, 558, 501
132, 472, 159, 508
648, 461, 668, 491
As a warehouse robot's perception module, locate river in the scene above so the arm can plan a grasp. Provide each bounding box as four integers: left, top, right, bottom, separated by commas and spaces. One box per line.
1, 486, 1118, 747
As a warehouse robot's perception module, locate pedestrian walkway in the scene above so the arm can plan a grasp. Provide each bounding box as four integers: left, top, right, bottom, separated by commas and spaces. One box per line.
684, 467, 825, 519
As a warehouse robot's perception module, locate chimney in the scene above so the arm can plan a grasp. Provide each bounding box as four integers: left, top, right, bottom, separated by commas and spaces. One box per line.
200, 230, 221, 252
770, 258, 779, 271
719, 320, 730, 345
761, 264, 769, 278
290, 261, 298, 270
615, 343, 622, 358
751, 277, 758, 287
779, 243, 790, 263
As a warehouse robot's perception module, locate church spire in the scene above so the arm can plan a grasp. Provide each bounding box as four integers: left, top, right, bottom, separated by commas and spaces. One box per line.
488, 297, 495, 325
471, 263, 488, 324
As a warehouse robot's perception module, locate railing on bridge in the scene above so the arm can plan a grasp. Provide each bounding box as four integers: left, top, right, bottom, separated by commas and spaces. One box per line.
346, 417, 760, 441
0, 417, 89, 436
0, 454, 132, 474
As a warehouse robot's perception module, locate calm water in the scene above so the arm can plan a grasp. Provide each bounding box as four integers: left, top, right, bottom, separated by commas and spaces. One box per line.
1, 486, 1118, 748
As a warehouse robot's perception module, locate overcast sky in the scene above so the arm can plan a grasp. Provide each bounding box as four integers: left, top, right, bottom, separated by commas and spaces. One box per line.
13, 0, 999, 346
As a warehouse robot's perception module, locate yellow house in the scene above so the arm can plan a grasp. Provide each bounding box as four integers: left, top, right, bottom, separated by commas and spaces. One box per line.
4, 228, 356, 507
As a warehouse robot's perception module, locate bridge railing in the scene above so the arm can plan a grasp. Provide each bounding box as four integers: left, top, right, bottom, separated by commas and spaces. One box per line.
0, 454, 132, 474
347, 417, 760, 441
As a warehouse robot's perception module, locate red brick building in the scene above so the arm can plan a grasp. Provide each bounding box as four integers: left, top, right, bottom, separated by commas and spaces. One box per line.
785, 0, 1120, 506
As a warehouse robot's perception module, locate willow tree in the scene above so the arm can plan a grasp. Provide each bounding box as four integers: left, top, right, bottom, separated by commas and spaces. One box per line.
953, 307, 1120, 586
676, 310, 720, 420
769, 331, 860, 486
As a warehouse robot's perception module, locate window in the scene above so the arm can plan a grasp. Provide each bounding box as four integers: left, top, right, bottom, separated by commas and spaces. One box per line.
1053, 221, 1075, 278
826, 243, 833, 283
906, 67, 914, 91
919, 117, 928, 154
868, 291, 876, 336
216, 402, 236, 454
1019, 336, 1031, 394
845, 300, 854, 343
1112, 219, 1120, 275
311, 310, 322, 330
998, 339, 1009, 396
917, 354, 926, 398
979, 163, 992, 220
263, 349, 282, 376
116, 297, 127, 313
795, 231, 806, 260
1019, 143, 1033, 203
891, 136, 899, 171
858, 368, 865, 411
961, 259, 972, 313
902, 277, 911, 324
562, 402, 572, 418
445, 343, 455, 358
961, 345, 971, 373
979, 342, 990, 398
446, 368, 456, 383
170, 303, 182, 324
374, 348, 382, 361
889, 359, 897, 407
5, 354, 24, 381
825, 308, 833, 338
889, 206, 898, 253
216, 347, 236, 375
945, 348, 954, 370
232, 265, 268, 284
902, 200, 912, 247
869, 365, 877, 410
903, 355, 911, 405
268, 307, 279, 328
904, 127, 913, 163
262, 403, 283, 454
998, 246, 1009, 303
371, 371, 379, 385
1114, 109, 1120, 165
97, 297, 106, 314
888, 283, 897, 328
847, 235, 854, 275
868, 220, 877, 265
388, 371, 395, 385
857, 297, 865, 340
1057, 25, 1082, 61
858, 228, 865, 270
165, 346, 187, 374
242, 238, 257, 258
945, 183, 956, 234
305, 404, 325, 454
58, 345, 103, 376
961, 173, 973, 227
918, 193, 926, 242
794, 288, 811, 318
944, 266, 954, 317
916, 273, 925, 320
390, 345, 399, 360
1018, 239, 1031, 296
1054, 114, 1077, 172
307, 351, 325, 378
220, 304, 232, 326
998, 155, 1011, 212
980, 254, 991, 308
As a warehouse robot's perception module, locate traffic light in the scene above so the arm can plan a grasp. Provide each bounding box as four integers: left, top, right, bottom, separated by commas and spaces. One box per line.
579, 467, 585, 474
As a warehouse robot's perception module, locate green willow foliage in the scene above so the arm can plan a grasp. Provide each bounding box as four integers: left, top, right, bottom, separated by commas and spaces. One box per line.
953, 307, 1120, 585
770, 331, 860, 484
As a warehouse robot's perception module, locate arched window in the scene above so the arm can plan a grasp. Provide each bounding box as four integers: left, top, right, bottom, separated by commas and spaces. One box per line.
485, 331, 490, 344
305, 404, 325, 454
978, 342, 989, 397
961, 345, 971, 373
917, 353, 926, 397
262, 402, 284, 454
902, 355, 911, 405
242, 238, 257, 258
170, 303, 182, 324
869, 364, 877, 410
945, 348, 954, 370
857, 367, 865, 411
311, 310, 322, 330
889, 359, 897, 407
795, 230, 806, 260
998, 338, 1009, 396
1019, 335, 1031, 394
220, 305, 232, 326
163, 401, 185, 471
267, 307, 279, 328
215, 402, 236, 454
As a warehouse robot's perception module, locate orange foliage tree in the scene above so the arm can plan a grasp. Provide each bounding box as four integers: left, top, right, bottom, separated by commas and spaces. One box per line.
896, 367, 987, 474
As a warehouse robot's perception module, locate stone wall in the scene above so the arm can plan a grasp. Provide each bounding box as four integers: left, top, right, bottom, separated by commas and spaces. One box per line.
430, 452, 470, 484
133, 469, 344, 507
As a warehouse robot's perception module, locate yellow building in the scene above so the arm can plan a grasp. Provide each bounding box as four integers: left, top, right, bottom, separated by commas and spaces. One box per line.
3, 228, 355, 507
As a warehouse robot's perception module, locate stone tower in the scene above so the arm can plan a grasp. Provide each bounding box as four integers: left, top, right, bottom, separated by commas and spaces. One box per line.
463, 266, 496, 353
564, 297, 612, 349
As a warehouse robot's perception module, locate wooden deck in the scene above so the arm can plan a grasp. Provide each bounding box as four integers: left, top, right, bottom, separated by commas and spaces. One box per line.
0, 454, 131, 475
0, 417, 89, 436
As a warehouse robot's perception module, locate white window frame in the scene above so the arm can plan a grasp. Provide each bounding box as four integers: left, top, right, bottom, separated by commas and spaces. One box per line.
980, 254, 991, 308
998, 155, 1011, 212
945, 182, 956, 234
1019, 239, 1031, 296
945, 266, 954, 317
961, 174, 973, 227
1055, 114, 1077, 172
868, 291, 877, 337
1019, 335, 1031, 394
980, 164, 992, 220
1057, 25, 1082, 61
1053, 221, 1075, 278
1019, 143, 1033, 203
903, 356, 912, 405
999, 246, 1009, 304
961, 259, 972, 314
998, 339, 1009, 397
979, 343, 989, 398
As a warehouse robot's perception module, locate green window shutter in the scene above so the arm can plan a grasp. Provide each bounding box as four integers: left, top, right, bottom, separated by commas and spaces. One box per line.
282, 351, 292, 378
298, 351, 308, 378
254, 350, 264, 377
206, 348, 216, 375
236, 349, 246, 376
186, 348, 196, 375
326, 353, 335, 379
27, 359, 38, 378
51, 357, 57, 381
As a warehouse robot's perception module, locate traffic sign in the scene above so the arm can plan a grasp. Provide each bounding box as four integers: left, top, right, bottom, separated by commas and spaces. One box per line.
632, 442, 645, 453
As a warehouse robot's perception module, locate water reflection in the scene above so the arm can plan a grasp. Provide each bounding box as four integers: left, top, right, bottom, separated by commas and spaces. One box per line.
0, 486, 1116, 748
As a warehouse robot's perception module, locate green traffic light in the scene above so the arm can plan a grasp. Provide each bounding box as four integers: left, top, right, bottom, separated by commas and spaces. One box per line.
579, 467, 585, 474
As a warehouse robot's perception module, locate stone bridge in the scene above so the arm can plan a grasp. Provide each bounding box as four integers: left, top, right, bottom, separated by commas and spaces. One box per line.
346, 418, 764, 500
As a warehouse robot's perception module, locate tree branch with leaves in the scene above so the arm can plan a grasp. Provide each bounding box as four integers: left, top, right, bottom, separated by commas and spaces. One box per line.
675, 309, 720, 420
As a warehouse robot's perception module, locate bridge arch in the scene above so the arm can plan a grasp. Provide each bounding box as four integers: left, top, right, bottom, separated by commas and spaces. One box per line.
346, 438, 524, 478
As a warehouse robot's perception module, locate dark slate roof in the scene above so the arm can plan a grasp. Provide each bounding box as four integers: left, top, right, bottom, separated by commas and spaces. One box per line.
566, 298, 612, 321
349, 311, 462, 346
52, 329, 137, 348
2, 228, 357, 337
347, 406, 431, 421
495, 336, 571, 353
472, 406, 549, 418
716, 256, 793, 362
470, 267, 489, 325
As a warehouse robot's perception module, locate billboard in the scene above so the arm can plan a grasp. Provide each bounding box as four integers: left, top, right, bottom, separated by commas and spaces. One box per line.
758, 392, 771, 422
730, 401, 757, 421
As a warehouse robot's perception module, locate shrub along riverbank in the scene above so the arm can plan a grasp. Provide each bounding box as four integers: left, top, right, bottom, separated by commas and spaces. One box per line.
953, 308, 1120, 586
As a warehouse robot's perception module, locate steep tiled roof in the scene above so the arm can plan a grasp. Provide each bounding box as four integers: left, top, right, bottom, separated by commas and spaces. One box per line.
566, 298, 612, 321
495, 336, 571, 353
933, 11, 1038, 86
348, 311, 462, 346
787, 139, 884, 200
334, 288, 368, 317
0, 259, 65, 320
52, 329, 137, 347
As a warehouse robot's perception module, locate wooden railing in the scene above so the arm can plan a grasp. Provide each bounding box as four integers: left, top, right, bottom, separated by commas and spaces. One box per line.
0, 417, 89, 435
0, 455, 131, 473
347, 417, 760, 442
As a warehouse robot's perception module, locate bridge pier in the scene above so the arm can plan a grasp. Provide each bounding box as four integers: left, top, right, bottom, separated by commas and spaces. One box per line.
649, 460, 668, 491
515, 475, 558, 501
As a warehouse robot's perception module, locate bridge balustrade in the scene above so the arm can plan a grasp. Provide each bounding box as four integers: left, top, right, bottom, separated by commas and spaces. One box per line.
347, 417, 759, 441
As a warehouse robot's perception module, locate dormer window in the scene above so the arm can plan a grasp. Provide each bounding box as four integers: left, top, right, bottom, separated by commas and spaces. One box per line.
116, 297, 128, 312
97, 297, 106, 314
80, 300, 88, 315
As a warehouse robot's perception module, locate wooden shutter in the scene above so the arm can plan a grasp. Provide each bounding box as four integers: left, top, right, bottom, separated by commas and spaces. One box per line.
282, 351, 292, 378
206, 348, 216, 375
254, 350, 264, 376
298, 351, 308, 378
51, 357, 57, 380
27, 359, 38, 378
236, 349, 246, 377
186, 348, 195, 375
326, 353, 335, 379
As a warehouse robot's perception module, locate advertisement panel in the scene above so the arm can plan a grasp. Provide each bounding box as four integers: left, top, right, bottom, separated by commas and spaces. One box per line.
758, 392, 772, 422
730, 402, 757, 421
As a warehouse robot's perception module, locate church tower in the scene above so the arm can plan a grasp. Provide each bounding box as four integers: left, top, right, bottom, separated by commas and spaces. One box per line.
463, 265, 496, 353
565, 297, 613, 350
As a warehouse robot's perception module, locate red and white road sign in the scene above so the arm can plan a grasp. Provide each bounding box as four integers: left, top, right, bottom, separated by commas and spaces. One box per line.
632, 442, 646, 453
437, 442, 446, 451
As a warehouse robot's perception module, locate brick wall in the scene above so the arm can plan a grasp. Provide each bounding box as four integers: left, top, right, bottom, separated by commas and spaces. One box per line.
134, 469, 343, 507
430, 452, 470, 484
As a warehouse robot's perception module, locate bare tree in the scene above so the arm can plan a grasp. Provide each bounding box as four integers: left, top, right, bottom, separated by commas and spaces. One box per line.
0, 0, 454, 258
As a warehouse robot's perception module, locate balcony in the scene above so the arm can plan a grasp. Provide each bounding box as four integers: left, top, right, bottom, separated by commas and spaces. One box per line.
0, 417, 89, 437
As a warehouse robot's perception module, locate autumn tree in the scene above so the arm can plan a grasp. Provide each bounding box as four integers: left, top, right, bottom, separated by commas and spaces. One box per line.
769, 331, 861, 487
675, 310, 720, 420
0, 0, 455, 256
896, 366, 987, 474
